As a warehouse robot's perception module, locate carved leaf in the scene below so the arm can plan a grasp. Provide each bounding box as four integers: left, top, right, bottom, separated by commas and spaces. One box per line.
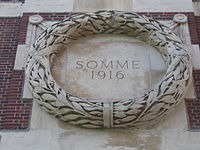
126, 109, 141, 115
148, 103, 164, 112
60, 114, 80, 121
139, 112, 157, 121
160, 81, 167, 94
120, 116, 136, 122
160, 95, 176, 104
72, 101, 85, 114
42, 93, 57, 101
69, 96, 82, 102
56, 108, 71, 115
29, 79, 39, 87
129, 104, 143, 109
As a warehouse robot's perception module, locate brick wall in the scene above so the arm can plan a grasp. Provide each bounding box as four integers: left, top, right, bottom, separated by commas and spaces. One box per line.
195, 16, 200, 45
186, 99, 200, 131
185, 70, 200, 131
0, 17, 32, 130
0, 12, 200, 131
185, 16, 200, 131
193, 70, 200, 99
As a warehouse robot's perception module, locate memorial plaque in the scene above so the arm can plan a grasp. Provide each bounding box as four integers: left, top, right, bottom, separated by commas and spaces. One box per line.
51, 34, 166, 102
26, 11, 191, 128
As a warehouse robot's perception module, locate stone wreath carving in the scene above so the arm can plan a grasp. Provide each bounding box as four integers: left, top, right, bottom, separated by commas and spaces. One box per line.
25, 11, 192, 128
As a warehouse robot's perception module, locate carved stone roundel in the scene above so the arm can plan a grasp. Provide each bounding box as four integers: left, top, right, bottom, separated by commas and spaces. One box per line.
25, 11, 192, 128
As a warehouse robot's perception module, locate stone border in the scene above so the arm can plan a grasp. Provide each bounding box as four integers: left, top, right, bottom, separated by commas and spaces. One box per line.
25, 10, 192, 128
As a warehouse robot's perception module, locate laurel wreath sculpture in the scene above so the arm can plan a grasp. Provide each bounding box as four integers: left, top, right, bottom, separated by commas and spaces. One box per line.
25, 10, 192, 128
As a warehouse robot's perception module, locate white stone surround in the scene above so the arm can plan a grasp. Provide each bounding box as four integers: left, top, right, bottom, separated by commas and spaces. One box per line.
193, 2, 200, 16
0, 3, 22, 17
132, 0, 193, 12
23, 0, 74, 12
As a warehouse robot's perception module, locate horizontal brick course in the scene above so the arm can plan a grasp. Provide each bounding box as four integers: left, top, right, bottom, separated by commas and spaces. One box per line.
0, 17, 32, 131
193, 70, 200, 99
185, 98, 200, 131
0, 70, 33, 130
185, 70, 200, 131
194, 16, 200, 46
